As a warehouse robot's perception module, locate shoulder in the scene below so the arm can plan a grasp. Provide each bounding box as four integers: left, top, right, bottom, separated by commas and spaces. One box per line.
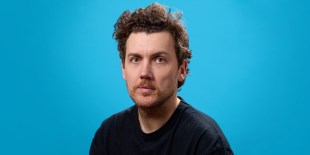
90, 106, 137, 154
178, 101, 233, 153
100, 105, 136, 129
91, 105, 136, 144
180, 102, 222, 134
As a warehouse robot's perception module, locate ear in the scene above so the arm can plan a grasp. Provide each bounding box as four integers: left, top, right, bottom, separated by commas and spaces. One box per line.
178, 60, 188, 82
121, 62, 126, 80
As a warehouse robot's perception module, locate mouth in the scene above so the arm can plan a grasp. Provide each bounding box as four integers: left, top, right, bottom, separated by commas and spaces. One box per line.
136, 84, 155, 95
139, 85, 155, 90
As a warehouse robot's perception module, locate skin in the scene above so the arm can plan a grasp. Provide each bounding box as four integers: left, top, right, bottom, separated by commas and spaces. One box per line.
122, 31, 187, 133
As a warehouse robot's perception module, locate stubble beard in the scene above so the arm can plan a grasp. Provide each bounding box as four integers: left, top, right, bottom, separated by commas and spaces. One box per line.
127, 79, 178, 112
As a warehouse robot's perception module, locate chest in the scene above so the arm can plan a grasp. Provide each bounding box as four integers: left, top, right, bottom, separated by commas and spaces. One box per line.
105, 125, 201, 155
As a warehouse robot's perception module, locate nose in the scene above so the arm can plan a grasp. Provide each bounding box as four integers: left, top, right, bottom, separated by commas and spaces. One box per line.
139, 60, 154, 80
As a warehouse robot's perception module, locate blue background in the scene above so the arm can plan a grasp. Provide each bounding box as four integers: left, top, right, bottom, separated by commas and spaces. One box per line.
0, 0, 309, 154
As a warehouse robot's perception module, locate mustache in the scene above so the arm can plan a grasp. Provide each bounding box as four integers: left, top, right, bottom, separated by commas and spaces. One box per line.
134, 80, 156, 90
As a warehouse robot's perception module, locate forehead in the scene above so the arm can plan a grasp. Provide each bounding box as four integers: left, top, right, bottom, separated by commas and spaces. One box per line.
125, 31, 175, 56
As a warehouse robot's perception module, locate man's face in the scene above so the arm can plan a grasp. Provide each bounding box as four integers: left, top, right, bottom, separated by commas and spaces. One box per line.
122, 31, 187, 109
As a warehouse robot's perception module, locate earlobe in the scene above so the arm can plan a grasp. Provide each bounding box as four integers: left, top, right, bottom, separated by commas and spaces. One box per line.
179, 74, 185, 82
178, 60, 188, 82
121, 63, 126, 80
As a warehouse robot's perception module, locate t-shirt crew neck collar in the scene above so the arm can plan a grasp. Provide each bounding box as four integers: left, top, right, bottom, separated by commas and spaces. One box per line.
132, 97, 188, 140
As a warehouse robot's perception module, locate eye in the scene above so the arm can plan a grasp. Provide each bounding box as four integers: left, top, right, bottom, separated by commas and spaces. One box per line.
154, 57, 166, 63
129, 57, 140, 63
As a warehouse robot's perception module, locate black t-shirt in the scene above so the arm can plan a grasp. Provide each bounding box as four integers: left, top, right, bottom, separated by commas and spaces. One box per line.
90, 99, 233, 155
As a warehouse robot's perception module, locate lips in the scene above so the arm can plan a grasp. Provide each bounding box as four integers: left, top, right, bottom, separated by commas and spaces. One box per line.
135, 83, 155, 95
139, 85, 155, 90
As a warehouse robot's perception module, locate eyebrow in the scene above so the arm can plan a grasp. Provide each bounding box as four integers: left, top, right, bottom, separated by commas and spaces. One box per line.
126, 51, 169, 58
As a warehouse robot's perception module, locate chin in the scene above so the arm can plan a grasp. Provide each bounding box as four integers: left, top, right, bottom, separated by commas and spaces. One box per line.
128, 87, 176, 110
130, 95, 163, 109
133, 95, 162, 109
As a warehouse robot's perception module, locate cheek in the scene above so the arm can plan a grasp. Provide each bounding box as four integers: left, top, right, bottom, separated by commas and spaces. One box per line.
155, 70, 179, 86
126, 75, 136, 85
125, 66, 146, 88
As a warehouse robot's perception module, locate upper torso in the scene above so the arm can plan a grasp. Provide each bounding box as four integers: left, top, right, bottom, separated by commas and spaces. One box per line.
90, 100, 233, 155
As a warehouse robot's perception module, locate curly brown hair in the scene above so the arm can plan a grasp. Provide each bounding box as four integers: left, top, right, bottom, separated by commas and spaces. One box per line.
113, 3, 192, 88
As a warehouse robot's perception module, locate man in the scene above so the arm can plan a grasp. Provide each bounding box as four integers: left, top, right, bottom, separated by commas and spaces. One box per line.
90, 3, 233, 155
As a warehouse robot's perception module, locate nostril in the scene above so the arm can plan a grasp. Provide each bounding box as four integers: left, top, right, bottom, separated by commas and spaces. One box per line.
140, 73, 152, 80
139, 69, 153, 80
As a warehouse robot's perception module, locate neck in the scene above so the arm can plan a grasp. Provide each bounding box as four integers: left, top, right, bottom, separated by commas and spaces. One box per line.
138, 96, 180, 133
